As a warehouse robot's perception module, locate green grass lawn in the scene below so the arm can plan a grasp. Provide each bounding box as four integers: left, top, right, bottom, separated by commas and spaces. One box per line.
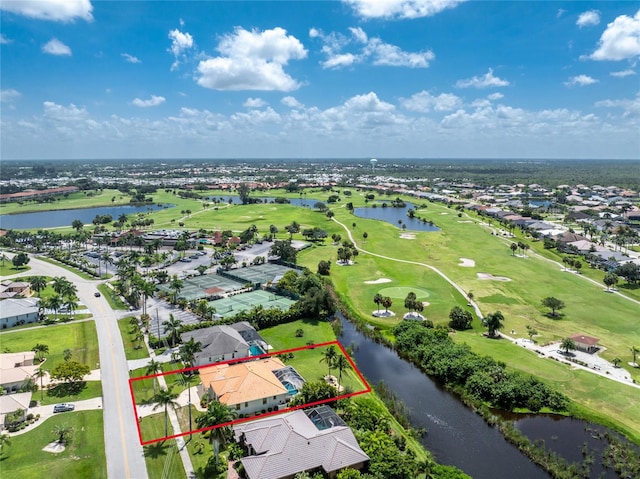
36, 256, 96, 280
118, 317, 150, 360
37, 380, 103, 406
0, 321, 100, 371
0, 263, 30, 276
0, 410, 106, 479
98, 283, 129, 310
130, 362, 185, 405
0, 189, 131, 215
140, 412, 186, 479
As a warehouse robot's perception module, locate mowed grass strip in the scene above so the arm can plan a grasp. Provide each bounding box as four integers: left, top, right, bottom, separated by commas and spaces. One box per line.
0, 321, 100, 371
118, 317, 150, 360
140, 413, 185, 479
39, 380, 103, 406
1, 410, 106, 479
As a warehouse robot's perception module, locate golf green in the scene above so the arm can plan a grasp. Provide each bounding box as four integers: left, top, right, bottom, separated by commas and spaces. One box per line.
378, 286, 431, 299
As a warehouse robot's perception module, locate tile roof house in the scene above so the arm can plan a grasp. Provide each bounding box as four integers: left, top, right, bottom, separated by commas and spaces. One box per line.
198, 357, 301, 415
0, 352, 37, 429
569, 334, 600, 354
180, 322, 267, 367
233, 406, 369, 479
0, 281, 32, 299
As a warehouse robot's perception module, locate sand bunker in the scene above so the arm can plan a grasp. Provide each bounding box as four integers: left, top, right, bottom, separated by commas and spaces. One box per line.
459, 258, 475, 267
399, 233, 416, 239
336, 260, 354, 266
457, 220, 473, 223
364, 278, 392, 284
403, 312, 426, 320
477, 272, 511, 282
372, 310, 396, 318
422, 301, 430, 307
43, 442, 66, 454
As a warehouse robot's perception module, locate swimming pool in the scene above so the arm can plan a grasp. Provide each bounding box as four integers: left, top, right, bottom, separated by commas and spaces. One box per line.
249, 344, 265, 356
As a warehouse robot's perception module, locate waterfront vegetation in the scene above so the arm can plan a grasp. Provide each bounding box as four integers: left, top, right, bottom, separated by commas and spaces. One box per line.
1, 410, 106, 479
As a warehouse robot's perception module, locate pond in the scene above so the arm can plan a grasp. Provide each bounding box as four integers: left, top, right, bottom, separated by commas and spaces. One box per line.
353, 202, 440, 232
0, 204, 170, 230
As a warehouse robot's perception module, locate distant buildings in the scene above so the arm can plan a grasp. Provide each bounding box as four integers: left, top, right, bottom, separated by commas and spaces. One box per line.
0, 186, 79, 203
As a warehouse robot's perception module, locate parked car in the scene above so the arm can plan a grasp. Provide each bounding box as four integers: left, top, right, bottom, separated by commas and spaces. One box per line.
179, 258, 192, 263
53, 403, 75, 413
94, 291, 101, 297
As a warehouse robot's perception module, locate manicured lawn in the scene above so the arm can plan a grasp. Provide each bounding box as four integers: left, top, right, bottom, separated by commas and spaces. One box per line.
0, 189, 130, 215
39, 380, 103, 406
130, 362, 185, 405
140, 412, 186, 479
118, 317, 150, 360
0, 263, 30, 276
98, 283, 130, 310
260, 319, 367, 393
0, 321, 100, 371
1, 410, 106, 479
36, 256, 96, 280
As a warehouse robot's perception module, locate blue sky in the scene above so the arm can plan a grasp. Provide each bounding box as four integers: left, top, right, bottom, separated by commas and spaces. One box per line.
1, 0, 639, 160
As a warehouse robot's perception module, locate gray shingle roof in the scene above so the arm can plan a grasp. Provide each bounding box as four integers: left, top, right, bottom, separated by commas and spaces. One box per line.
234, 407, 369, 479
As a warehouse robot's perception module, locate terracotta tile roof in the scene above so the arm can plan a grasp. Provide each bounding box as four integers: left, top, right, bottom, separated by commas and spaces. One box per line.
569, 334, 600, 346
200, 358, 287, 406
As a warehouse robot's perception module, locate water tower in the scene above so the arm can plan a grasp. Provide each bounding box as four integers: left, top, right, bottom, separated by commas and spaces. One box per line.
370, 158, 378, 173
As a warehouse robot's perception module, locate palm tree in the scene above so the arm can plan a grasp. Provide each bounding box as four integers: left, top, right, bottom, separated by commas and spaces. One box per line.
485, 311, 504, 338
145, 359, 163, 396
162, 314, 183, 347
32, 368, 47, 402
373, 293, 382, 313
631, 346, 639, 367
139, 280, 155, 317
133, 330, 145, 350
45, 293, 63, 320
510, 243, 518, 256
52, 423, 74, 444
169, 275, 184, 304
177, 373, 195, 437
179, 338, 202, 370
195, 400, 238, 463
381, 296, 392, 313
52, 276, 72, 296
32, 343, 49, 362
29, 276, 48, 297
612, 357, 621, 368
335, 354, 350, 386
320, 345, 338, 377
65, 295, 79, 320
152, 387, 179, 438
0, 253, 8, 267
560, 337, 576, 355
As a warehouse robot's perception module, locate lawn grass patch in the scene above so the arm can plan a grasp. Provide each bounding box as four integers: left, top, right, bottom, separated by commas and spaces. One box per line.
0, 410, 106, 479
38, 380, 103, 405
0, 321, 99, 371
118, 317, 150, 360
97, 283, 129, 310
130, 363, 185, 404
0, 263, 30, 276
140, 412, 185, 479
259, 318, 336, 350
36, 256, 96, 280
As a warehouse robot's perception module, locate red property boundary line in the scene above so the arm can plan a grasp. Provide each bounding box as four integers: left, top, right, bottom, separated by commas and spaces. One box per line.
129, 340, 371, 445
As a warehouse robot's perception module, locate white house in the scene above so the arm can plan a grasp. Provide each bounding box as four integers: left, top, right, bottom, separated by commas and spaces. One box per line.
0, 297, 40, 329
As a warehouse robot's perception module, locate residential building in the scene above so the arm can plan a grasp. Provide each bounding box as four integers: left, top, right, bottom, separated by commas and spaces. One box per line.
233, 405, 369, 479
0, 297, 40, 328
198, 357, 303, 415
180, 321, 267, 367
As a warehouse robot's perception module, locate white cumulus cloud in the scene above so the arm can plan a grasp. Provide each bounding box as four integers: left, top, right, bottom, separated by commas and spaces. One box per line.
564, 75, 599, 87
455, 68, 509, 88
281, 96, 303, 109
1, 89, 21, 103
577, 10, 600, 28
43, 101, 88, 121
131, 95, 166, 108
0, 33, 11, 44
488, 92, 504, 100
42, 38, 72, 56
400, 91, 461, 112
344, 0, 464, 19
595, 92, 640, 117
243, 97, 267, 108
0, 0, 93, 22
121, 53, 141, 64
588, 10, 640, 61
610, 68, 636, 77
196, 27, 307, 91
312, 26, 433, 69
168, 29, 194, 70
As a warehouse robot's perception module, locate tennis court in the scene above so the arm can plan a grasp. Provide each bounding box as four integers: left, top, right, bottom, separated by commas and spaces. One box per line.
157, 274, 245, 301
226, 263, 295, 285
209, 289, 296, 318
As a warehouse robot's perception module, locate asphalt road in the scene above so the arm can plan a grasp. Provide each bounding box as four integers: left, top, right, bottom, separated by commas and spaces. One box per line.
10, 255, 148, 479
